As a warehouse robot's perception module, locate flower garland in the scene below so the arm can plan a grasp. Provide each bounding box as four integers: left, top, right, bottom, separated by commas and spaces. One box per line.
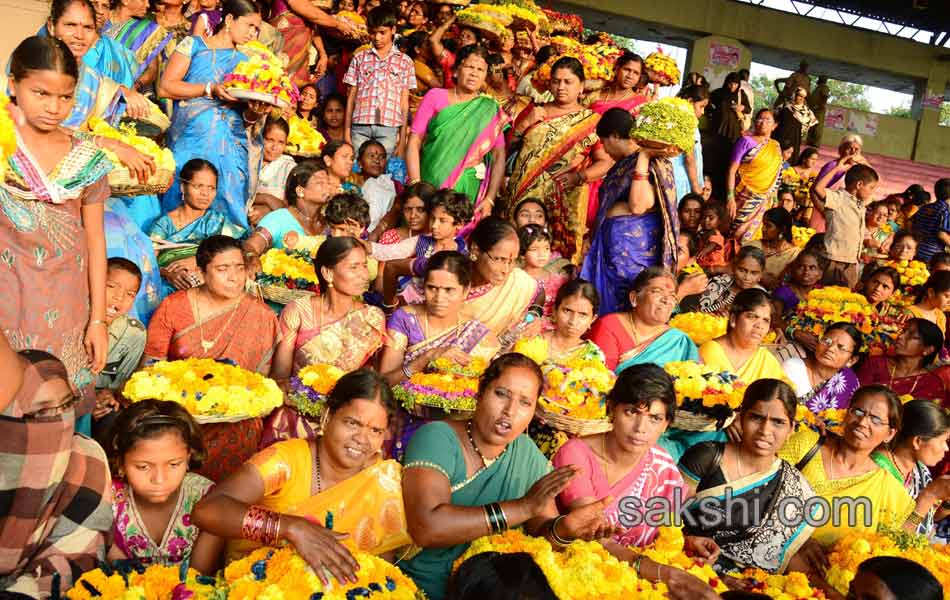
792, 226, 816, 248
122, 358, 283, 419
644, 51, 680, 86
286, 115, 326, 157
224, 41, 299, 108
288, 363, 346, 418
732, 567, 826, 599
641, 526, 729, 594
632, 98, 699, 152
669, 313, 726, 347
664, 361, 746, 419
67, 563, 219, 600
787, 287, 876, 350
258, 248, 320, 293
454, 530, 665, 599
0, 93, 17, 177
392, 357, 488, 413
224, 546, 419, 600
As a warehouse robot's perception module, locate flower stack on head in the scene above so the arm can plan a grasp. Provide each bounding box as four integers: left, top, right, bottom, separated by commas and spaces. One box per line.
883, 259, 929, 307
67, 563, 219, 600
669, 313, 727, 347
824, 527, 950, 597
539, 8, 583, 37
286, 115, 326, 157
288, 363, 346, 420
224, 546, 420, 600
392, 357, 488, 416
497, 2, 544, 30
224, 40, 300, 108
0, 92, 17, 177
456, 6, 510, 41
257, 247, 320, 302
641, 525, 729, 594
122, 358, 283, 422
88, 117, 176, 194
631, 97, 698, 154
454, 529, 665, 599
788, 287, 876, 351
663, 361, 746, 431
795, 404, 846, 436
644, 50, 681, 86
792, 226, 816, 248
732, 568, 826, 599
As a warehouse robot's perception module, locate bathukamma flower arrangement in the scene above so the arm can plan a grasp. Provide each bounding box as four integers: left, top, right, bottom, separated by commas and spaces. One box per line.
644, 50, 680, 86
258, 247, 320, 294
66, 563, 218, 600
286, 115, 326, 157
631, 97, 698, 153
664, 360, 746, 415
392, 357, 488, 414
122, 358, 283, 422
641, 525, 728, 594
787, 286, 876, 351
288, 363, 346, 418
0, 93, 17, 177
224, 41, 299, 108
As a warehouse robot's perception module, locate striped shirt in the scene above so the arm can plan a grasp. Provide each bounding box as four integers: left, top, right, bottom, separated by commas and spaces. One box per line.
912, 200, 950, 261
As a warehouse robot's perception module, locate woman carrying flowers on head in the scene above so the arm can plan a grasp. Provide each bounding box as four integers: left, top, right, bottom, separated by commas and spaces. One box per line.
406, 45, 508, 220
507, 56, 614, 263
401, 353, 619, 600
552, 364, 723, 600
679, 379, 822, 574
782, 322, 862, 415
262, 237, 385, 445
588, 268, 698, 374
726, 108, 783, 244
580, 107, 683, 315
193, 370, 410, 570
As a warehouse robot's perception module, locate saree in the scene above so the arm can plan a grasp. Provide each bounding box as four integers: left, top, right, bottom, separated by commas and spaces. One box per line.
255, 207, 306, 250
0, 134, 112, 413
783, 358, 858, 413
728, 136, 783, 244
857, 356, 947, 403
872, 452, 935, 536
270, 0, 312, 85
105, 197, 164, 324
162, 36, 261, 228
261, 299, 386, 446
778, 428, 915, 545
62, 62, 125, 130
0, 353, 112, 596
588, 92, 648, 116
699, 341, 786, 384
418, 93, 508, 209
402, 422, 552, 600
587, 314, 698, 373
461, 268, 541, 338
679, 443, 815, 573
227, 440, 410, 561
104, 17, 174, 80
507, 106, 601, 263
580, 153, 679, 315
553, 439, 684, 548
37, 25, 136, 89
144, 289, 280, 481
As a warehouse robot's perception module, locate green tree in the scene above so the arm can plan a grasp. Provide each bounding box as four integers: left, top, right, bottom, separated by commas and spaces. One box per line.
825, 79, 872, 112
749, 74, 777, 112
941, 102, 950, 127
886, 104, 912, 119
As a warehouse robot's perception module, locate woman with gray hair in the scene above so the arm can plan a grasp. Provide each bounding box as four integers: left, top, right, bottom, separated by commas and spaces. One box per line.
809, 133, 869, 231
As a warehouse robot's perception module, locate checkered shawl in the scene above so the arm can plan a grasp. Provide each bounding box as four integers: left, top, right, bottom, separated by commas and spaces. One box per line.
0, 353, 112, 596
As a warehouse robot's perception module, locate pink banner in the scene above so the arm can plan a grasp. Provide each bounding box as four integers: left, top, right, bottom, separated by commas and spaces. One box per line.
709, 42, 740, 68
825, 106, 847, 131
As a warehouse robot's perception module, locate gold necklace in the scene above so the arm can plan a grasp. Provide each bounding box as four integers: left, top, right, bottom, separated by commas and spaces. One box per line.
194, 289, 241, 353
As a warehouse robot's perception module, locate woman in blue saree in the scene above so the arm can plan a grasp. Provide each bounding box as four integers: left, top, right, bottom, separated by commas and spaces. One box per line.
103, 0, 173, 84
157, 0, 266, 230
581, 108, 680, 316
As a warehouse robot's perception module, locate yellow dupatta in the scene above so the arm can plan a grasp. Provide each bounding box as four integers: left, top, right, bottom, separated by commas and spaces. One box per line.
737, 138, 783, 196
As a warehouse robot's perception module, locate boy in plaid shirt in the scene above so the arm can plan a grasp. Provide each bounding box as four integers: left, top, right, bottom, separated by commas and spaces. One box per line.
344, 6, 415, 158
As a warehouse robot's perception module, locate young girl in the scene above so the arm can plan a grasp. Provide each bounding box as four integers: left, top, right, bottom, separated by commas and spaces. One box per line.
512, 197, 548, 229
252, 117, 296, 225
695, 201, 733, 270
319, 93, 347, 143
106, 399, 222, 574
862, 201, 894, 264
678, 193, 703, 235
888, 230, 919, 263
773, 249, 824, 314
518, 225, 568, 323
377, 182, 435, 245
910, 270, 950, 336
2, 36, 113, 434
690, 245, 766, 315
322, 140, 359, 195
525, 279, 603, 364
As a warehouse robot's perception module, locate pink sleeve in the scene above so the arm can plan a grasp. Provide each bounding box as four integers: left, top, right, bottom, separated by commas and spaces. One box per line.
552, 438, 598, 508
410, 89, 449, 137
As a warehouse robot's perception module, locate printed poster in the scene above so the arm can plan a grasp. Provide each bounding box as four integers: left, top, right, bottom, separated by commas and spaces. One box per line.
709, 42, 740, 68
847, 111, 879, 137
824, 106, 847, 131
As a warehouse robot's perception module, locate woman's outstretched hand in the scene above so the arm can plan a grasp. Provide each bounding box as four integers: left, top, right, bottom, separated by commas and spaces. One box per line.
284, 515, 360, 586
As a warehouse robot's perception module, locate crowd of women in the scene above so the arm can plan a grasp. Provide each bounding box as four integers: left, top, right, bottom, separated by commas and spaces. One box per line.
2, 0, 950, 598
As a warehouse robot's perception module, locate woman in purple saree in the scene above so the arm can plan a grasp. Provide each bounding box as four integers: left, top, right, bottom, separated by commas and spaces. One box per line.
581, 108, 680, 314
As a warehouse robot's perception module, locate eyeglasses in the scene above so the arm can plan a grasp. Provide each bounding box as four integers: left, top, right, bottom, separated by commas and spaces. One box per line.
483, 252, 517, 267
184, 181, 217, 194
818, 337, 853, 354
848, 406, 887, 428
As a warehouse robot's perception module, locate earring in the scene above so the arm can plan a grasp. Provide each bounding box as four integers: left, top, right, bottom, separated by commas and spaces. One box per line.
327, 279, 334, 288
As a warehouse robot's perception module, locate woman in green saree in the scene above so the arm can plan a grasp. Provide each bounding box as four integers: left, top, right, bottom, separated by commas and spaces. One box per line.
401, 353, 619, 600
406, 44, 508, 221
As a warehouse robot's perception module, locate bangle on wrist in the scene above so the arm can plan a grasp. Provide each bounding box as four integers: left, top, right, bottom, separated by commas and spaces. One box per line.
402, 363, 414, 379
550, 515, 572, 546
89, 319, 107, 328
204, 82, 213, 98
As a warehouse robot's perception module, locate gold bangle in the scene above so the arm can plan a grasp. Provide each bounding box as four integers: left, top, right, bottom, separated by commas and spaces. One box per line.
89, 319, 107, 327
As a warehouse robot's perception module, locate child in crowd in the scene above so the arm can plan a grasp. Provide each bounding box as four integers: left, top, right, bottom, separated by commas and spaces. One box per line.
324, 193, 380, 282
695, 201, 732, 269
677, 193, 703, 234
93, 258, 148, 438
909, 270, 950, 336
252, 117, 296, 226
189, 0, 221, 38
861, 201, 893, 264
912, 177, 950, 263
675, 230, 708, 300
887, 230, 918, 263
776, 186, 797, 217
354, 140, 399, 236
512, 197, 548, 229
106, 400, 222, 574
812, 160, 879, 288
343, 6, 416, 157
518, 225, 567, 323
930, 252, 950, 273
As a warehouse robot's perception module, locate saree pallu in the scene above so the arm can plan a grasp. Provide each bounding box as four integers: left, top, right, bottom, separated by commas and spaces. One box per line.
105, 197, 163, 324
62, 63, 126, 130
580, 153, 679, 315
402, 422, 551, 600
507, 107, 600, 263
271, 9, 312, 86
162, 37, 259, 228
420, 95, 508, 211
682, 459, 815, 573
261, 301, 386, 446
105, 18, 173, 80
801, 367, 859, 413
0, 137, 112, 413
616, 328, 698, 373
729, 137, 782, 244
0, 411, 112, 596
461, 268, 541, 338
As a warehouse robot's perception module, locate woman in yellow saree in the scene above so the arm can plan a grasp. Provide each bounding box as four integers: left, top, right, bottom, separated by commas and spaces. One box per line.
193, 370, 410, 574
507, 57, 613, 263
725, 109, 783, 244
